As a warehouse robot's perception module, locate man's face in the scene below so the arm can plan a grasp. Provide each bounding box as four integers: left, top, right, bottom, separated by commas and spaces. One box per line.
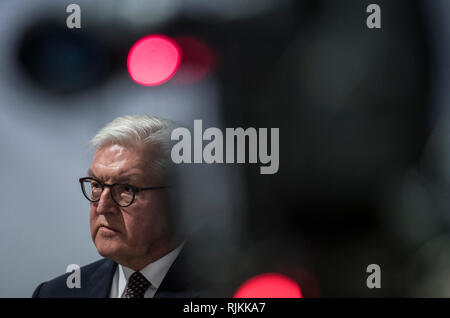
88, 143, 171, 267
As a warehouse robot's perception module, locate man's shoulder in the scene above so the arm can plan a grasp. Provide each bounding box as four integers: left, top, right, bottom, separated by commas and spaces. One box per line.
32, 258, 117, 298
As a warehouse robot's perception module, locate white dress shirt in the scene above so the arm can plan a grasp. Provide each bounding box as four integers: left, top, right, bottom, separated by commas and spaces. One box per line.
109, 243, 185, 298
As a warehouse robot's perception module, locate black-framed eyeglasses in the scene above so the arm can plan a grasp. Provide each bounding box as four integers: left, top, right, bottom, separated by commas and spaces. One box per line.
79, 177, 170, 207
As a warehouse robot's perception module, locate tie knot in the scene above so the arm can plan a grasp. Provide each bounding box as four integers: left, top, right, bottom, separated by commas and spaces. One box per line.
122, 271, 151, 298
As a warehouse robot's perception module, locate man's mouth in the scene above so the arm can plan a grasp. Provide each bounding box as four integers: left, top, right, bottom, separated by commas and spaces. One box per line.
99, 224, 119, 233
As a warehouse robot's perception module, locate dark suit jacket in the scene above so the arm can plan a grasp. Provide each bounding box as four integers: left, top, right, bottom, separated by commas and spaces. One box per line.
32, 245, 217, 298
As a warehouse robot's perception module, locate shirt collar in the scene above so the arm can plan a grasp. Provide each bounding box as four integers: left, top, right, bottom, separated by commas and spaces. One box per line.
120, 242, 185, 289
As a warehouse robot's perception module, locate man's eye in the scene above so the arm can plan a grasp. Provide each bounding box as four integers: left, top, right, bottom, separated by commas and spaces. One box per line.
124, 185, 133, 192
91, 182, 101, 188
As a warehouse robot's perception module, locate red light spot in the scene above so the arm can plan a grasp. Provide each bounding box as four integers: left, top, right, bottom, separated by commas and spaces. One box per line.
234, 273, 303, 298
127, 35, 180, 86
173, 36, 217, 84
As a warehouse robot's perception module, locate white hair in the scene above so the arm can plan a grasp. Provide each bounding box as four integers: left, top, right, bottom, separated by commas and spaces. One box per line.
89, 115, 177, 179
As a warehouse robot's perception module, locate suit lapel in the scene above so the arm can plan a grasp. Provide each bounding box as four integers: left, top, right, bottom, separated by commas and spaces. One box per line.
78, 246, 202, 298
85, 258, 118, 298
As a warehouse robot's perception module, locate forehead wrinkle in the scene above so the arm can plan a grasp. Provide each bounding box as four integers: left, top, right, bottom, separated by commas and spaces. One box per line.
90, 162, 144, 182
114, 172, 140, 183
91, 143, 153, 183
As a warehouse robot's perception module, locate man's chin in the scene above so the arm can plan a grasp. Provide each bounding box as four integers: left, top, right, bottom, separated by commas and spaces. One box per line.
94, 237, 121, 259
96, 247, 117, 259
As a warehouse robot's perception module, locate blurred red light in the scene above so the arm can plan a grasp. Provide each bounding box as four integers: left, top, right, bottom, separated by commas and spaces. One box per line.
127, 35, 180, 86
233, 273, 303, 298
173, 36, 216, 84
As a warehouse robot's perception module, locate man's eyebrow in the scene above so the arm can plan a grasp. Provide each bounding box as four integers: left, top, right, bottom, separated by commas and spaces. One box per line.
87, 169, 139, 183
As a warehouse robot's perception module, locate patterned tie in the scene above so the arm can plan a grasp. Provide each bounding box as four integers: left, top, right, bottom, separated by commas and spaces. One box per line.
121, 271, 151, 298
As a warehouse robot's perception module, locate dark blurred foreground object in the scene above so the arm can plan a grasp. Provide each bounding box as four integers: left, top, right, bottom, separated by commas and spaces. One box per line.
17, 20, 111, 95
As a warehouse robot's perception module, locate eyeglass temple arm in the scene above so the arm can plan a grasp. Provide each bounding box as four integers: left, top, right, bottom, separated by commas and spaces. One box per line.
136, 185, 171, 192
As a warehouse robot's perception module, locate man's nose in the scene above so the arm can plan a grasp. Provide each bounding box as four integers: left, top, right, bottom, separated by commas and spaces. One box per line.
95, 187, 117, 214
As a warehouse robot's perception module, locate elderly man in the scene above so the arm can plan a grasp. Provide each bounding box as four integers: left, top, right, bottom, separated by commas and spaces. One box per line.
32, 115, 203, 298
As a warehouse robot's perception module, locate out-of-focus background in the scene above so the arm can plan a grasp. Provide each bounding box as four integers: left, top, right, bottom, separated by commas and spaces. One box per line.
0, 0, 449, 297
